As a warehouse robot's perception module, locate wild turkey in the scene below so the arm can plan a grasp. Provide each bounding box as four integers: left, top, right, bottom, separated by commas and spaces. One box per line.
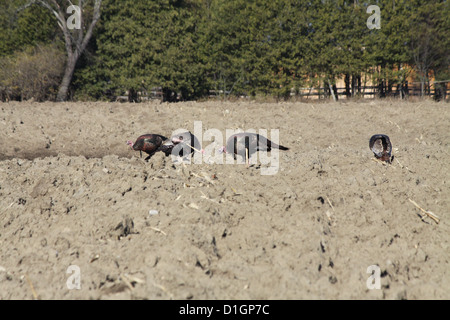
369, 134, 393, 163
126, 134, 173, 161
170, 131, 203, 157
220, 132, 289, 164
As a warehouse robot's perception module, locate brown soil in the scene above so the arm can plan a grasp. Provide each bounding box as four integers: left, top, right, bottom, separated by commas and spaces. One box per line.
0, 100, 449, 300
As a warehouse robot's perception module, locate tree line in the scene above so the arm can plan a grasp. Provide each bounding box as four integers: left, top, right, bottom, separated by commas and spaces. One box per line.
0, 0, 448, 102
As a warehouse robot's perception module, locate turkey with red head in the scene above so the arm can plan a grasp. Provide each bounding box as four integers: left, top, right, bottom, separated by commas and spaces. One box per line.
126, 134, 173, 161
219, 132, 289, 164
369, 134, 393, 163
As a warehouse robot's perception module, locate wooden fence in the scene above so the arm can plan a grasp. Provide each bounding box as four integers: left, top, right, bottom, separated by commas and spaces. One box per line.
294, 81, 449, 100
112, 81, 449, 102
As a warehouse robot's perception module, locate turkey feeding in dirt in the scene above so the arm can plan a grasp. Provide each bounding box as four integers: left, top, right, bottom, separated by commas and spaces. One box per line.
170, 131, 203, 157
126, 134, 173, 161
219, 132, 289, 164
369, 134, 393, 163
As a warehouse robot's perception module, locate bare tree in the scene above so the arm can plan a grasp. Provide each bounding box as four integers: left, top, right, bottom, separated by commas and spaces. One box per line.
19, 0, 101, 101
411, 31, 436, 97
409, 4, 448, 99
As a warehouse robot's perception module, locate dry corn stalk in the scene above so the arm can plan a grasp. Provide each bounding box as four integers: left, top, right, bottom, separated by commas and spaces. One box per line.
408, 198, 440, 224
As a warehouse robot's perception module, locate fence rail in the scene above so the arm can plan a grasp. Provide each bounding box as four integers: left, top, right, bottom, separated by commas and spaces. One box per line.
207, 81, 449, 101
296, 84, 449, 99
5, 81, 441, 103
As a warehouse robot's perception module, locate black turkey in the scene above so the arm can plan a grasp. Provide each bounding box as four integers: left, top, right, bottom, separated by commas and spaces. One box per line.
126, 134, 173, 161
220, 132, 289, 164
170, 131, 203, 157
369, 134, 393, 163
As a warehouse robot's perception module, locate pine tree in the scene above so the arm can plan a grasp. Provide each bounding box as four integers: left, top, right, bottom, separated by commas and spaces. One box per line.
92, 0, 207, 102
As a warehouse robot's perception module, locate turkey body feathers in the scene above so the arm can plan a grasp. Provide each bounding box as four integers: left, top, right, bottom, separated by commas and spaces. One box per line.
369, 134, 393, 163
129, 134, 172, 161
225, 133, 289, 160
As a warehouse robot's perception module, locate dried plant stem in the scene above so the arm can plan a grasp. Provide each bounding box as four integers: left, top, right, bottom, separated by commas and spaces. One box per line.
371, 158, 387, 166
150, 227, 167, 236
231, 186, 242, 195
25, 274, 39, 300
396, 158, 413, 172
183, 142, 202, 154
326, 196, 335, 212
408, 198, 440, 224
200, 191, 219, 203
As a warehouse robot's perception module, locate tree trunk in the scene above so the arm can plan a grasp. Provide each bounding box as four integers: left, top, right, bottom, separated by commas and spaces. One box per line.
21, 1, 102, 102
378, 79, 385, 98
328, 81, 337, 102
344, 73, 351, 99
128, 88, 139, 102
162, 87, 177, 102
57, 54, 77, 102
387, 82, 393, 97
351, 75, 356, 97
357, 74, 361, 96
